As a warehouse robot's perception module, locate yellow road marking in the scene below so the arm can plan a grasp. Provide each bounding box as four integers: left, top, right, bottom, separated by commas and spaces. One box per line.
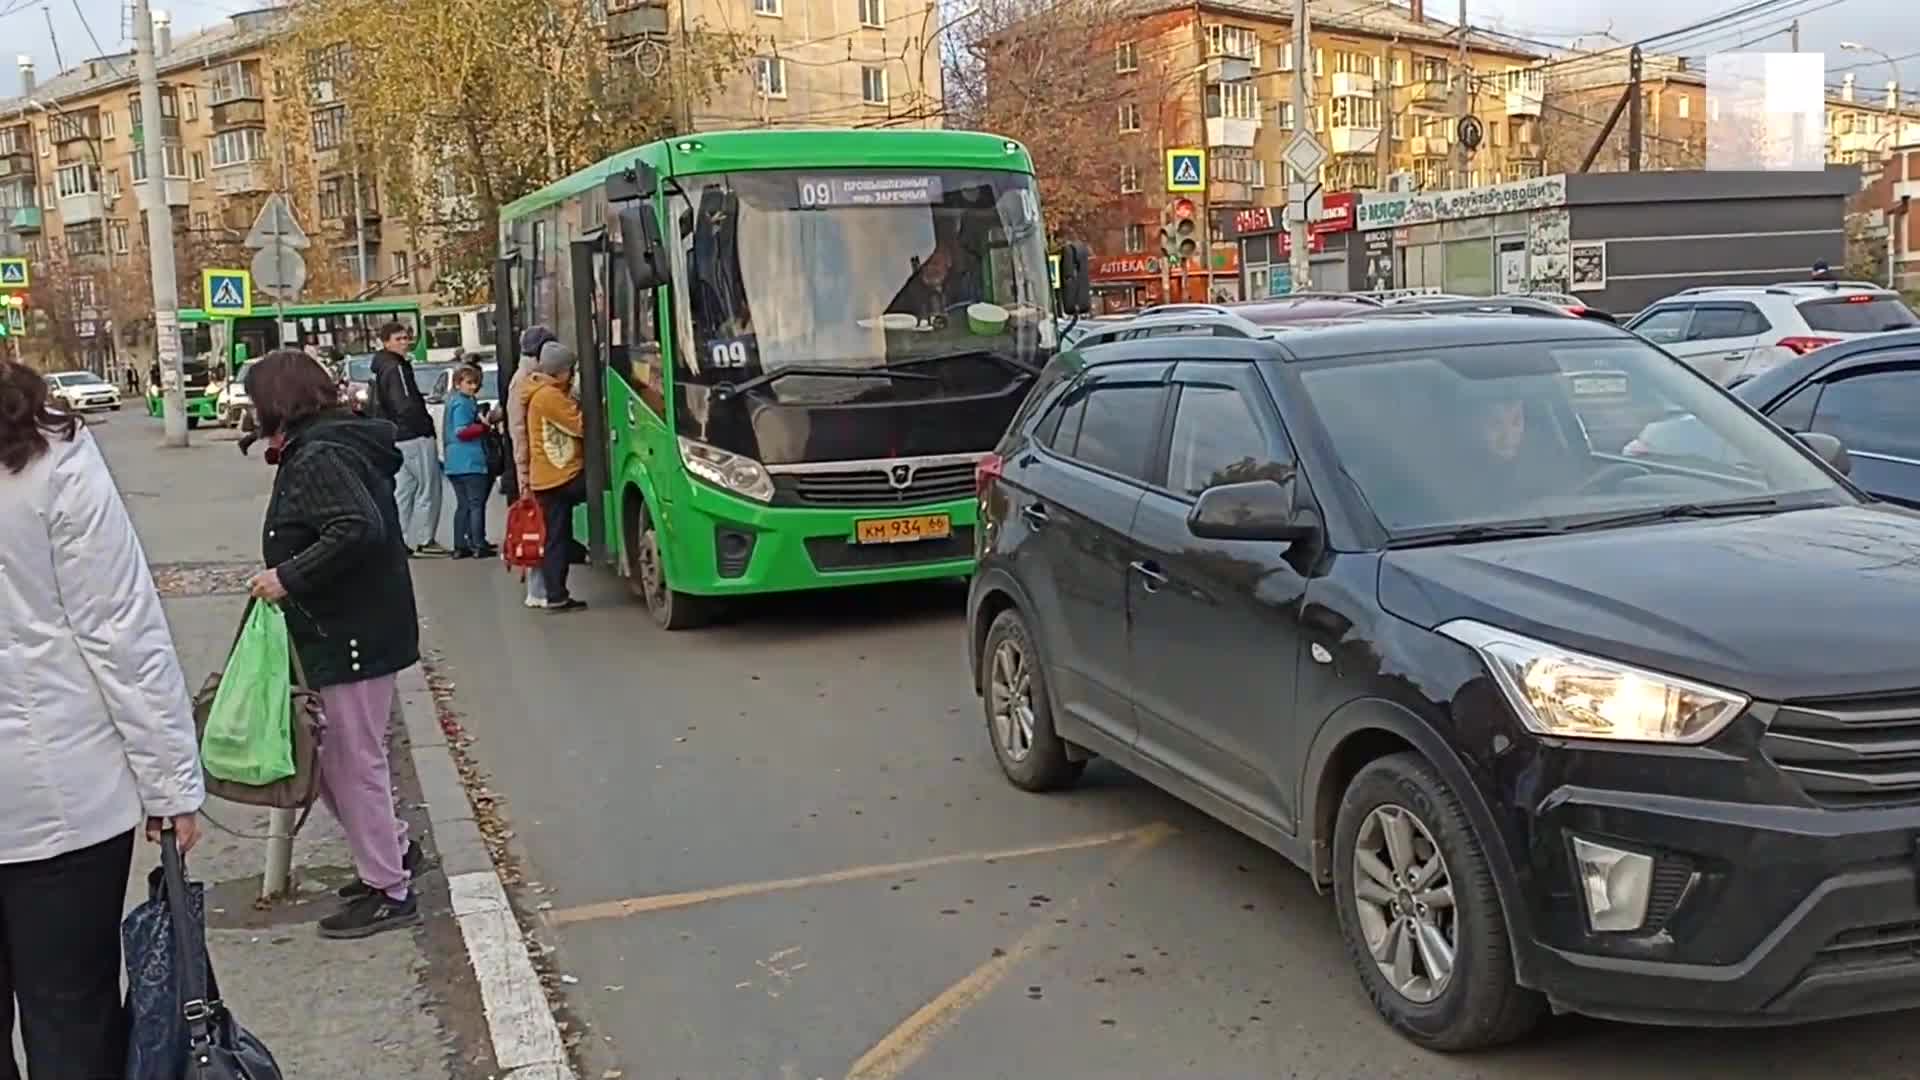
843, 822, 1175, 1080
543, 823, 1172, 927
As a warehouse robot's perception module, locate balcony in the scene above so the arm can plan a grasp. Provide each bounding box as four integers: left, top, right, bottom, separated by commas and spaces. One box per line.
0, 151, 31, 181
1203, 54, 1253, 84
134, 177, 192, 209
52, 120, 100, 147
1836, 130, 1884, 154
1407, 75, 1451, 111
1330, 125, 1382, 155
1206, 116, 1258, 148
1407, 135, 1450, 158
1505, 86, 1544, 116
212, 98, 268, 131
1331, 71, 1376, 99
6, 206, 40, 233
1510, 138, 1544, 162
213, 162, 272, 196
1209, 179, 1254, 205
604, 0, 667, 41
60, 191, 108, 225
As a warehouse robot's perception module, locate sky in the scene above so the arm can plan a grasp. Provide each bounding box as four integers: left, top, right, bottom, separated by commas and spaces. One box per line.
2, 0, 1916, 101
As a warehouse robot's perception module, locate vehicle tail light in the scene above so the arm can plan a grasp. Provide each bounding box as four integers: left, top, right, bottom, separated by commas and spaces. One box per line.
975, 452, 1004, 498
1564, 305, 1587, 318
1846, 294, 1875, 303
1776, 336, 1841, 356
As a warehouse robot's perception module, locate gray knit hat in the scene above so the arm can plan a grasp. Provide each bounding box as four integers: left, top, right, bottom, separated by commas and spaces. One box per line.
520, 324, 558, 358
536, 340, 576, 376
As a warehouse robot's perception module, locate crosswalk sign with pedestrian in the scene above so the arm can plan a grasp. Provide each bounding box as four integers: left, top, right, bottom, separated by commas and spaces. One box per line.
1166, 148, 1206, 193
202, 269, 254, 316
0, 257, 28, 289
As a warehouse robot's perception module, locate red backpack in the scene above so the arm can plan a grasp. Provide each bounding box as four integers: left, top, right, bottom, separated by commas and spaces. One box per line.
503, 497, 546, 569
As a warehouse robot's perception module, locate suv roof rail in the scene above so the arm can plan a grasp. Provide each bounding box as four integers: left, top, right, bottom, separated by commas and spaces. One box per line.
1767, 280, 1884, 291
1672, 285, 1792, 296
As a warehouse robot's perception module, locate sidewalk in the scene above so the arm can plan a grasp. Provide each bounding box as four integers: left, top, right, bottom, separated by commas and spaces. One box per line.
33, 413, 558, 1079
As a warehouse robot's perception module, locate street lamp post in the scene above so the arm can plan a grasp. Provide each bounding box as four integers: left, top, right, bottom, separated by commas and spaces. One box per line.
1841, 42, 1902, 288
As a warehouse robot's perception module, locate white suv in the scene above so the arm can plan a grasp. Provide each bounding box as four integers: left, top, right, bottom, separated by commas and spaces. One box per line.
43, 371, 122, 412
1626, 281, 1918, 385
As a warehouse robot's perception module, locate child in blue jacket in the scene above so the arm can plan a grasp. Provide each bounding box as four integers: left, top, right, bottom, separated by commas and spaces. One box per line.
443, 365, 496, 559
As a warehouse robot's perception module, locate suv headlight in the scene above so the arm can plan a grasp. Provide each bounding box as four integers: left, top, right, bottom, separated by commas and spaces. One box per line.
677, 436, 774, 503
1438, 620, 1747, 744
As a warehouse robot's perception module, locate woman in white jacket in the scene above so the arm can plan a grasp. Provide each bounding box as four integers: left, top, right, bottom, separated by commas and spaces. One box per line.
0, 358, 205, 1078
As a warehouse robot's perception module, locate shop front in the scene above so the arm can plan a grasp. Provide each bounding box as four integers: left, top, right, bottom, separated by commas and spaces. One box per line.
1228, 193, 1356, 296
1091, 246, 1241, 311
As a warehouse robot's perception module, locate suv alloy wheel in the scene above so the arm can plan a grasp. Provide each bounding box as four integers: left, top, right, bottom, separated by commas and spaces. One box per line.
981, 609, 1085, 792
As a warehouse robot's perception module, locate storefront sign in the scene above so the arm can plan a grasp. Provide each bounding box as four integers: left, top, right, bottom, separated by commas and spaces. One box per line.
1095, 247, 1237, 280
1275, 231, 1327, 256
1363, 231, 1395, 292
1358, 175, 1567, 231
1231, 191, 1357, 238
1094, 255, 1165, 279
1232, 206, 1278, 236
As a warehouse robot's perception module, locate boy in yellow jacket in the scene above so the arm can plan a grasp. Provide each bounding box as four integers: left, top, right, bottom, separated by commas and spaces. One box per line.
526, 341, 588, 612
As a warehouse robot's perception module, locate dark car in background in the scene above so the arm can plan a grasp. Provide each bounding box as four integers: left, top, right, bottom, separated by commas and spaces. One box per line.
968, 312, 1920, 1050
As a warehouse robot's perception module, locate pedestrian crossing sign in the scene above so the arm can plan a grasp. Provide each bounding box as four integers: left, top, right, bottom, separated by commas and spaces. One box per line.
1166, 148, 1206, 193
0, 257, 27, 289
202, 269, 254, 316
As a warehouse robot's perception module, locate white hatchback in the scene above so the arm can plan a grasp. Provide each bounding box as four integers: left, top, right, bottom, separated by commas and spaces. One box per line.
43, 371, 121, 412
1626, 281, 1918, 385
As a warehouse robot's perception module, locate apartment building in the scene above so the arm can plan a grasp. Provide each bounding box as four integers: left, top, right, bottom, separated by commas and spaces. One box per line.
1091, 0, 1546, 301
603, 0, 944, 130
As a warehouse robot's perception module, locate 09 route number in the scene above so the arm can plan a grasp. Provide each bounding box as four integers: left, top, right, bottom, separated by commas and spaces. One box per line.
709, 341, 751, 368
798, 181, 835, 208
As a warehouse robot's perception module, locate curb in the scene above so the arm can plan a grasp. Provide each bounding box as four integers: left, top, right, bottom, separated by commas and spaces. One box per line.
397, 665, 576, 1080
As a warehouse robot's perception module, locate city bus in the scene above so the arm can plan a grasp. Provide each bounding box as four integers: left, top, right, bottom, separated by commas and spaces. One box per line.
495, 129, 1089, 628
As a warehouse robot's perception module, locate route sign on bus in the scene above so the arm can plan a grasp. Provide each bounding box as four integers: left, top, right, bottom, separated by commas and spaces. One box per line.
0, 257, 27, 289
796, 175, 945, 207
202, 269, 255, 316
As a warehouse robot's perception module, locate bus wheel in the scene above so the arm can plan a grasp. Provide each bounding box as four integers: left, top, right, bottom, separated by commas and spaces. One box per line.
187, 417, 200, 430
627, 502, 711, 631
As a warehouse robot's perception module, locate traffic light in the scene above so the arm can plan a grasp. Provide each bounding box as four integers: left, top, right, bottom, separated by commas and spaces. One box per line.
1159, 198, 1200, 264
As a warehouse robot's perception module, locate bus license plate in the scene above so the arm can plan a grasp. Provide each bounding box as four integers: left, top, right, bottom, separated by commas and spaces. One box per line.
854, 514, 952, 545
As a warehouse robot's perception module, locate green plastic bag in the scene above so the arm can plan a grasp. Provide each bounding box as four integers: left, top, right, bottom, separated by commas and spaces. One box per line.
200, 601, 298, 786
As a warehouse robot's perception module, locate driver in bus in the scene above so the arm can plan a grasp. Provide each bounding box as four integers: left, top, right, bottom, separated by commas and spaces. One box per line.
886, 241, 983, 323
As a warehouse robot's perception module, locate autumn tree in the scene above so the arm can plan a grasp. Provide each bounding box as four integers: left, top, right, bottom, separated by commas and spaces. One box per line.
278, 0, 750, 297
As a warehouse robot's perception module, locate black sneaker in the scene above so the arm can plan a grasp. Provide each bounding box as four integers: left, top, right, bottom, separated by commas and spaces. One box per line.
451, 549, 474, 560
475, 543, 499, 558
545, 598, 588, 613
318, 889, 421, 940
412, 543, 453, 558
339, 840, 422, 899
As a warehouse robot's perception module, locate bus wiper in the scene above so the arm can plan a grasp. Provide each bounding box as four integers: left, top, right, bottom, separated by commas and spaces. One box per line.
1385, 520, 1568, 549
878, 349, 1042, 377
1563, 496, 1787, 533
714, 365, 937, 399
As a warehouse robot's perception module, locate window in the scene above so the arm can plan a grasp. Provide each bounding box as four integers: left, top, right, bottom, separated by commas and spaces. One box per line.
1629, 305, 1692, 345
212, 128, 269, 167
56, 163, 102, 198
861, 66, 888, 105
1277, 42, 1294, 71
130, 142, 188, 181
1116, 42, 1138, 73
160, 91, 178, 120
753, 56, 787, 98
1686, 304, 1768, 340
192, 212, 209, 233
1063, 383, 1165, 480
1313, 47, 1324, 77
1811, 369, 1920, 460
424, 313, 464, 350
183, 90, 198, 122
1205, 81, 1259, 120
1329, 96, 1381, 129
109, 219, 129, 254
1392, 57, 1406, 85
1119, 102, 1141, 131
1124, 223, 1147, 252
210, 60, 263, 104
858, 0, 882, 27
191, 151, 206, 180
311, 105, 347, 150
753, 0, 780, 14
1767, 382, 1821, 432
68, 224, 105, 256
1677, 95, 1690, 119
393, 250, 411, 283
100, 111, 117, 139
1119, 163, 1141, 193
319, 176, 345, 220
1205, 25, 1261, 67
1275, 101, 1295, 129
1798, 297, 1920, 333
104, 170, 121, 200
1167, 385, 1278, 496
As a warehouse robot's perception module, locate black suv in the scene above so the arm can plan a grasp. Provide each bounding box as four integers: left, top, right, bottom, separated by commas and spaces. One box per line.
967, 312, 1920, 1049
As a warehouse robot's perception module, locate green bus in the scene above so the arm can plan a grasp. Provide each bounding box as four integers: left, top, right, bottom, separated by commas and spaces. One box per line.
149, 301, 429, 425
496, 129, 1089, 628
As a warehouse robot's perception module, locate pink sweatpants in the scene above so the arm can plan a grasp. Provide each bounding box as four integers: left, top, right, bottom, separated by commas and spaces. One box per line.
316, 673, 410, 900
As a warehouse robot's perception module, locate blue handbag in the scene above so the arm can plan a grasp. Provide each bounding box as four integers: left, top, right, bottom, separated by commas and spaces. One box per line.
122, 830, 284, 1080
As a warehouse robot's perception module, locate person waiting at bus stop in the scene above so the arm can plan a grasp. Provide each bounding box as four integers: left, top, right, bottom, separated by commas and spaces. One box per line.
526, 341, 588, 613
502, 325, 557, 608
367, 321, 448, 557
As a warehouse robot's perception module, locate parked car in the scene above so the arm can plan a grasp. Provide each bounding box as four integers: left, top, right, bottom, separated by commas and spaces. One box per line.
968, 311, 1912, 1050
217, 360, 258, 431
1375, 296, 1582, 320
1060, 315, 1133, 348
1072, 298, 1379, 349
43, 370, 121, 412
1627, 327, 1920, 506
1519, 291, 1618, 323
1625, 281, 1918, 385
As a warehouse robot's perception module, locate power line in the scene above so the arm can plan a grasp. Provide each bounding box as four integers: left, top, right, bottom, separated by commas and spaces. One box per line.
1488, 0, 1852, 86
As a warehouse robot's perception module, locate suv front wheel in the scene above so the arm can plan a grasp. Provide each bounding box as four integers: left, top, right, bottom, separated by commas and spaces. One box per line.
981, 609, 1084, 792
1332, 752, 1542, 1050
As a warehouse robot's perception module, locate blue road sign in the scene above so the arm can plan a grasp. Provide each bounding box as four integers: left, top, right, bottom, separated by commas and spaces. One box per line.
0, 258, 28, 289
202, 269, 254, 316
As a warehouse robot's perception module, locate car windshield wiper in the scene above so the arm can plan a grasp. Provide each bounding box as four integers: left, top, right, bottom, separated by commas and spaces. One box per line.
1562, 496, 1788, 533
714, 365, 937, 398
878, 349, 1042, 378
1385, 520, 1569, 549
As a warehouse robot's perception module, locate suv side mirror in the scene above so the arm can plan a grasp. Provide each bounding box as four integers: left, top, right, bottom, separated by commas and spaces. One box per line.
1796, 431, 1852, 476
1187, 479, 1320, 542
1057, 241, 1092, 317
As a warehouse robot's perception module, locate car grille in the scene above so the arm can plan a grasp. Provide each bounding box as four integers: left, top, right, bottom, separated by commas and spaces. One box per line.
1762, 691, 1920, 808
804, 526, 975, 572
774, 459, 980, 508
1806, 920, 1920, 977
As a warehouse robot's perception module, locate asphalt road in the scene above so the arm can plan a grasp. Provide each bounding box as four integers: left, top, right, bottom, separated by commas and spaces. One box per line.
413, 544, 1920, 1078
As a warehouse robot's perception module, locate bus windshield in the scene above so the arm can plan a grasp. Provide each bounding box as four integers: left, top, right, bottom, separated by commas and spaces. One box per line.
677, 168, 1055, 403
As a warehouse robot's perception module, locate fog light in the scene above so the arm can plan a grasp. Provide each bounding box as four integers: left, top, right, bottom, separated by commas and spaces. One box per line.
1572, 837, 1654, 933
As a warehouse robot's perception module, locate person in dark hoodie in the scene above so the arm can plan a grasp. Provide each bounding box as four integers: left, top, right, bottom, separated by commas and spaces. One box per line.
367, 321, 448, 557
242, 350, 424, 939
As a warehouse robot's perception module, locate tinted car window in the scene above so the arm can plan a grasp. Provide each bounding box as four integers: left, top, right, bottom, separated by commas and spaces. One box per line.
1810, 368, 1920, 460
1630, 306, 1691, 344
1687, 305, 1756, 341
1061, 384, 1163, 481
1798, 297, 1919, 334
1166, 386, 1275, 496
1766, 381, 1821, 431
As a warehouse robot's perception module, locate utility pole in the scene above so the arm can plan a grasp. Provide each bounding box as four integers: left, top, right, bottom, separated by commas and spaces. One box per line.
134, 0, 186, 447
1627, 45, 1644, 172
351, 160, 369, 292
1452, 0, 1469, 188
1288, 0, 1312, 293
1790, 19, 1800, 51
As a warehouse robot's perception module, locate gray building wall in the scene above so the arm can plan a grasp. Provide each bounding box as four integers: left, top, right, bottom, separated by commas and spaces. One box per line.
1564, 167, 1861, 314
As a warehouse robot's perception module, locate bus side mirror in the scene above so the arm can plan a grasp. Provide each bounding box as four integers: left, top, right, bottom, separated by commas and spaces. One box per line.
617, 202, 668, 292
1057, 242, 1092, 317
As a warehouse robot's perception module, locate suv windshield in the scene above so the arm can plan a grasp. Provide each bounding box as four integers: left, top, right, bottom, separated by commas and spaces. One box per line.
54, 373, 102, 386
1294, 337, 1851, 536
677, 168, 1055, 403
1797, 295, 1919, 334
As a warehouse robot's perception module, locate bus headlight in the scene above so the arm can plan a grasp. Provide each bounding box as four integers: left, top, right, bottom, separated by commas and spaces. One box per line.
678, 436, 775, 503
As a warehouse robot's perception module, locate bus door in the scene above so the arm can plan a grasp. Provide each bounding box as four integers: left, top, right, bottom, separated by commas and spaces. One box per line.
231, 316, 280, 371
570, 233, 614, 564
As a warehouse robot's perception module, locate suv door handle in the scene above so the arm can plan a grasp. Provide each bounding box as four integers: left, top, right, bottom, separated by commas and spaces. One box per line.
1130, 560, 1167, 591
1020, 504, 1050, 528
